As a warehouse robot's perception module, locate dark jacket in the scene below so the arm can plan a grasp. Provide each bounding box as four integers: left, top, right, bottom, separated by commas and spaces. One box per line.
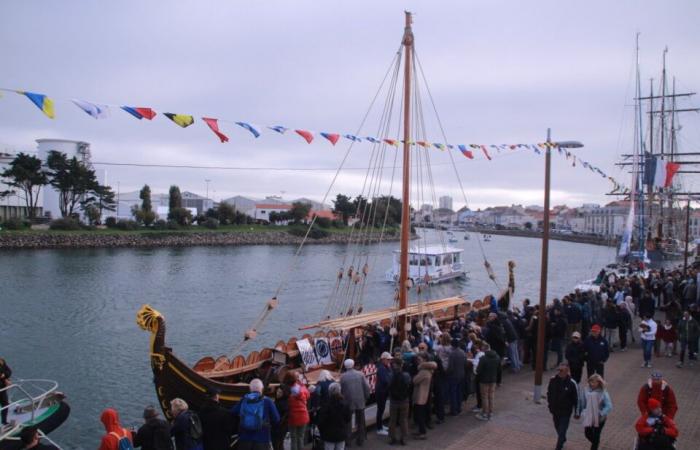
134, 417, 173, 450
583, 335, 610, 364
232, 393, 281, 443
547, 375, 578, 417
475, 350, 501, 384
548, 315, 568, 339
639, 295, 655, 318
375, 363, 393, 395
0, 360, 11, 386
565, 341, 585, 368
603, 306, 619, 329
171, 411, 199, 450
446, 346, 467, 380
484, 322, 507, 356
388, 369, 412, 403
317, 396, 352, 443
564, 303, 582, 324
199, 399, 234, 450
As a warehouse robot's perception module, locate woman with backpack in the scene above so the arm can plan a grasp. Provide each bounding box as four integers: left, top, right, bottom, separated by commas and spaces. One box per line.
170, 398, 203, 450
285, 371, 310, 450
98, 408, 134, 450
317, 382, 352, 450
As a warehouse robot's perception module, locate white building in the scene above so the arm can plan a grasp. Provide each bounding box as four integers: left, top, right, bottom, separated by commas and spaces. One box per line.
439, 196, 453, 211
583, 202, 629, 237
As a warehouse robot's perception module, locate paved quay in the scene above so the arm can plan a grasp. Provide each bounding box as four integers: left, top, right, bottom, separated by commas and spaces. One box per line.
360, 340, 700, 450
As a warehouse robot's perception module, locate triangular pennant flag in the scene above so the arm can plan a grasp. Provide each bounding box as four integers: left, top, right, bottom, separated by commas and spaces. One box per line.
531, 144, 541, 155
164, 113, 194, 128
72, 99, 110, 119
510, 145, 517, 150
20, 91, 54, 119
447, 144, 454, 150
416, 141, 430, 148
383, 138, 399, 147
121, 106, 157, 120
320, 132, 340, 145
235, 122, 261, 138
480, 145, 492, 160
295, 129, 314, 144
458, 144, 474, 159
268, 125, 288, 134
365, 137, 380, 144
344, 134, 361, 142
202, 117, 229, 143
433, 143, 445, 150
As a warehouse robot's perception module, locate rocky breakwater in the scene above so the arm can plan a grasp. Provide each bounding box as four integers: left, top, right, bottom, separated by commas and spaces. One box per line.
0, 230, 401, 250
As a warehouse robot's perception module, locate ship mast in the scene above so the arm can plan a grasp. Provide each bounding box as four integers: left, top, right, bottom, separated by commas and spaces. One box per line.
398, 11, 414, 341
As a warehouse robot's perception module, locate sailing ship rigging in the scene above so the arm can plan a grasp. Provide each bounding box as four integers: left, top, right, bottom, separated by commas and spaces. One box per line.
137, 12, 514, 420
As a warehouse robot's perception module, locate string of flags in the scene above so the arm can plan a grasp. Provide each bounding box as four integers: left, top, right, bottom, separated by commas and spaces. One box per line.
1, 87, 624, 190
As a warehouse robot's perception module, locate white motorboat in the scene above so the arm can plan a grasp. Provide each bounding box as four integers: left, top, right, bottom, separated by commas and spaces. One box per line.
385, 245, 467, 285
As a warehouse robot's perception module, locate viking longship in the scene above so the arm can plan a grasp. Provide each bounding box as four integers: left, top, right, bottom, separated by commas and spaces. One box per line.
138, 12, 515, 420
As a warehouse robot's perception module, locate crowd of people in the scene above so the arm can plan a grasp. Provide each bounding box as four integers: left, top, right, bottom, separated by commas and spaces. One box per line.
4, 265, 697, 449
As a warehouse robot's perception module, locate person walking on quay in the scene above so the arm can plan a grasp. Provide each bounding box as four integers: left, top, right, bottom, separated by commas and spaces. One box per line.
317, 382, 352, 450
284, 372, 310, 450
271, 385, 290, 450
18, 426, 57, 450
411, 354, 437, 440
475, 343, 500, 421
199, 388, 234, 450
565, 331, 586, 384
340, 359, 370, 447
578, 374, 612, 450
98, 408, 134, 450
0, 358, 12, 427
617, 303, 633, 351
639, 314, 658, 368
583, 325, 609, 378
548, 307, 568, 368
375, 352, 393, 435
547, 362, 579, 450
602, 300, 619, 351
170, 399, 202, 450
677, 309, 699, 368
388, 358, 411, 446
133, 406, 173, 450
635, 399, 678, 450
232, 378, 281, 450
636, 372, 678, 420
446, 338, 466, 416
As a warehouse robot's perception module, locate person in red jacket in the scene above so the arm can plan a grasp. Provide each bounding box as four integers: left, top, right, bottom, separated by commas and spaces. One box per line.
98, 408, 133, 450
636, 372, 678, 419
284, 371, 310, 450
635, 399, 678, 450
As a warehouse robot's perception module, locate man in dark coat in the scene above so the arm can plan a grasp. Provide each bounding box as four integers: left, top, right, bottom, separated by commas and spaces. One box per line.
548, 308, 568, 368
133, 406, 173, 450
564, 331, 585, 383
583, 325, 609, 377
0, 358, 11, 426
198, 388, 235, 450
547, 363, 579, 450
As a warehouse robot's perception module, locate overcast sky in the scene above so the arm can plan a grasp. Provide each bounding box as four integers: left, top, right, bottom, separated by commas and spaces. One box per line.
1, 0, 699, 210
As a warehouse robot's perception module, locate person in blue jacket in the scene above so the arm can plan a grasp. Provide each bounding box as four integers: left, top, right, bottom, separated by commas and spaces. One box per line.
232, 378, 281, 450
583, 325, 609, 378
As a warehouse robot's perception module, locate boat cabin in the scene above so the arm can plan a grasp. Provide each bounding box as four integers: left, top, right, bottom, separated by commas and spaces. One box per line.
385, 245, 465, 285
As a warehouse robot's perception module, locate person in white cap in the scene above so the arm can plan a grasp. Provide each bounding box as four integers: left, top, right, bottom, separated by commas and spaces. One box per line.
375, 352, 393, 436
340, 359, 370, 447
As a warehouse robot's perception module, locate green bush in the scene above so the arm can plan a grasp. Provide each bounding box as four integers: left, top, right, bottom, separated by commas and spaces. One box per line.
168, 207, 192, 227
314, 217, 332, 228
1, 217, 30, 230
202, 218, 219, 229
49, 218, 81, 230
115, 219, 139, 231
167, 220, 180, 230
153, 219, 168, 230
105, 216, 117, 228
331, 220, 346, 228
287, 225, 329, 239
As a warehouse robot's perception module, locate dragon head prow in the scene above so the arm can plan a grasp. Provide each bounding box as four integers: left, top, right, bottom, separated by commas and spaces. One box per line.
137, 304, 163, 333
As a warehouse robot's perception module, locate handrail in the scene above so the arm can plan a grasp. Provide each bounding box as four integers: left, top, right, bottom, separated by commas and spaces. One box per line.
0, 379, 60, 441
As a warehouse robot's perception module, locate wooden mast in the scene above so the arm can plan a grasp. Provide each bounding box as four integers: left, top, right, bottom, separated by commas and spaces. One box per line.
398, 11, 414, 342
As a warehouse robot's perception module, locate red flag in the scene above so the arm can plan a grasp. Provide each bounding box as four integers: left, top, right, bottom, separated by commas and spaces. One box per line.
202, 117, 229, 143
383, 138, 399, 147
664, 162, 680, 187
480, 145, 492, 160
136, 107, 156, 120
295, 129, 314, 144
321, 132, 339, 145
416, 141, 430, 148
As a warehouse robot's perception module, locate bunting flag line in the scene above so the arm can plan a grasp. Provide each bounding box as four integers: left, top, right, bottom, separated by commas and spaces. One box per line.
72, 99, 110, 119
320, 132, 340, 145
458, 144, 474, 159
344, 134, 362, 142
480, 145, 492, 160
416, 141, 430, 148
295, 129, 314, 144
202, 117, 229, 143
164, 113, 194, 128
365, 137, 380, 144
236, 122, 261, 138
20, 91, 55, 119
433, 143, 445, 150
268, 125, 288, 134
383, 138, 399, 147
121, 106, 157, 120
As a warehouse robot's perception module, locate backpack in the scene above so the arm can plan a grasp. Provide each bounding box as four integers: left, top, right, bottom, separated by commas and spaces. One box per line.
389, 371, 410, 400
240, 393, 266, 431
188, 411, 203, 442
109, 430, 134, 450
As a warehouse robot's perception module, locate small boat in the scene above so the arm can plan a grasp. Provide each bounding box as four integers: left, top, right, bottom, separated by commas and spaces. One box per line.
0, 379, 69, 450
463, 233, 470, 241
482, 234, 492, 242
385, 245, 467, 285
574, 263, 649, 293
448, 236, 459, 243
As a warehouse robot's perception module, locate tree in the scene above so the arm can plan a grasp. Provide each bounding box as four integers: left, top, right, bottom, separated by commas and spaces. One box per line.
332, 194, 355, 225
46, 151, 100, 218
169, 185, 182, 210
168, 207, 192, 226
290, 201, 312, 224
217, 201, 236, 225
0, 153, 48, 219
84, 204, 101, 226
140, 184, 152, 212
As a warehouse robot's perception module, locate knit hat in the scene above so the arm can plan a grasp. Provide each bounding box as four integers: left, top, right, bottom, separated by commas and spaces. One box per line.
380, 352, 392, 360
651, 371, 663, 380
647, 398, 661, 411
571, 331, 581, 338
344, 359, 355, 369
591, 324, 601, 333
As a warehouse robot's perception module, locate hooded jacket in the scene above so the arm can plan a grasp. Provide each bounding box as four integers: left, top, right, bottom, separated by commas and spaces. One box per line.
637, 380, 678, 419
99, 409, 133, 450
412, 361, 437, 405
133, 416, 173, 450
476, 350, 501, 384
635, 413, 678, 443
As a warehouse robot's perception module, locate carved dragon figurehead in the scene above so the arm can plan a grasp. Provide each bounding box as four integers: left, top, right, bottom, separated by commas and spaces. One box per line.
137, 304, 163, 334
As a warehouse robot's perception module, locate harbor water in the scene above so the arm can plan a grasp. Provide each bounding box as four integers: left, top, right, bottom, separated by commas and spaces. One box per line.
0, 232, 615, 448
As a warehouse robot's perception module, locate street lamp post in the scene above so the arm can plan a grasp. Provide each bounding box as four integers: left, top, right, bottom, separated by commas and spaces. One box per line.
533, 129, 583, 403
205, 179, 211, 210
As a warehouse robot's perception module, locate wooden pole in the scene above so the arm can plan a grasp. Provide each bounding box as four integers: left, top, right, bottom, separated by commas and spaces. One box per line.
534, 128, 551, 404
398, 11, 414, 342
